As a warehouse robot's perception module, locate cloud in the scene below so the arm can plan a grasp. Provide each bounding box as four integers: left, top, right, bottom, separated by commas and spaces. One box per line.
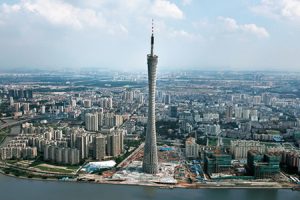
0, 0, 184, 33
169, 29, 202, 41
151, 0, 184, 19
2, 3, 21, 13
240, 24, 269, 38
1, 0, 107, 30
219, 17, 239, 31
252, 0, 300, 21
182, 0, 192, 6
218, 16, 269, 38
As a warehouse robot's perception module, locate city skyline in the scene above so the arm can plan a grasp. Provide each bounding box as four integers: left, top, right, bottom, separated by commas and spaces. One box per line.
1, 68, 300, 194
0, 0, 300, 71
1, 0, 300, 198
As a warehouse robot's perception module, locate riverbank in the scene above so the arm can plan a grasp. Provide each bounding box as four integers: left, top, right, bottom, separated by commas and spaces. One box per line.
0, 169, 297, 190
1, 173, 299, 200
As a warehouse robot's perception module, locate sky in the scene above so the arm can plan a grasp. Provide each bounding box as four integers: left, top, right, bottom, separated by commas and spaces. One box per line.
0, 0, 300, 71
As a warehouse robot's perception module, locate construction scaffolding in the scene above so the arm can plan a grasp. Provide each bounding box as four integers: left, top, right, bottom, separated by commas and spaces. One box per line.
204, 150, 232, 175
247, 150, 280, 179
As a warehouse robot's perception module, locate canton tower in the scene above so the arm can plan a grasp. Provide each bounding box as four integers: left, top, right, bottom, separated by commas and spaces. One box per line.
142, 21, 159, 174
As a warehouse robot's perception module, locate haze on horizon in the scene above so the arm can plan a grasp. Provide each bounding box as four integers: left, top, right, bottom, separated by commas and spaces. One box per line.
0, 0, 300, 71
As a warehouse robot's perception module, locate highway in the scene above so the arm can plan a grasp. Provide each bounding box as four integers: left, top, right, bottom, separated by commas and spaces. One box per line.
0, 119, 30, 131
0, 116, 44, 131
0, 116, 45, 147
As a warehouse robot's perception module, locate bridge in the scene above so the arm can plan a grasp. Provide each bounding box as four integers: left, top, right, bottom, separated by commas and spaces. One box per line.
0, 116, 44, 132
0, 119, 29, 130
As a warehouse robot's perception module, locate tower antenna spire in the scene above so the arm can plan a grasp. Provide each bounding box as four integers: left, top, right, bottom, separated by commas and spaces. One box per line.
152, 19, 154, 34
151, 19, 154, 56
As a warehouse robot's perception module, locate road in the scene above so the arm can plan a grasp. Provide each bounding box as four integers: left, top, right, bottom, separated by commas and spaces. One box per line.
0, 115, 44, 131
117, 142, 144, 168
0, 119, 30, 131
0, 116, 44, 147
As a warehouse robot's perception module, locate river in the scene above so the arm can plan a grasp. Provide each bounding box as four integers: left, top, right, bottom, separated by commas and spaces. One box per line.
0, 174, 299, 200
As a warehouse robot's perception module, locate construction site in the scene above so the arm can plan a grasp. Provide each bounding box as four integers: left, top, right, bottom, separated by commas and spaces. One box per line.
75, 142, 298, 189
109, 144, 182, 185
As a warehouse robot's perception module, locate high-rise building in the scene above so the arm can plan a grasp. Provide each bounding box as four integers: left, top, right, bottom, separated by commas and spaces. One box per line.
226, 105, 233, 121
138, 93, 144, 104
98, 112, 104, 129
85, 113, 99, 131
253, 95, 262, 105
242, 109, 250, 120
8, 89, 33, 99
14, 103, 20, 112
170, 105, 178, 118
41, 105, 46, 114
164, 94, 171, 105
83, 99, 92, 108
68, 148, 80, 165
114, 115, 123, 127
107, 97, 113, 109
99, 97, 113, 109
71, 99, 77, 107
204, 151, 232, 175
250, 109, 258, 121
62, 148, 69, 164
76, 134, 89, 160
55, 147, 63, 163
95, 135, 106, 160
22, 103, 30, 113
235, 107, 243, 119
142, 23, 159, 174
123, 90, 134, 102
230, 140, 266, 160
9, 97, 14, 106
106, 130, 124, 157
204, 124, 221, 136
103, 112, 115, 128
262, 93, 272, 105
247, 151, 280, 179
185, 137, 199, 158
